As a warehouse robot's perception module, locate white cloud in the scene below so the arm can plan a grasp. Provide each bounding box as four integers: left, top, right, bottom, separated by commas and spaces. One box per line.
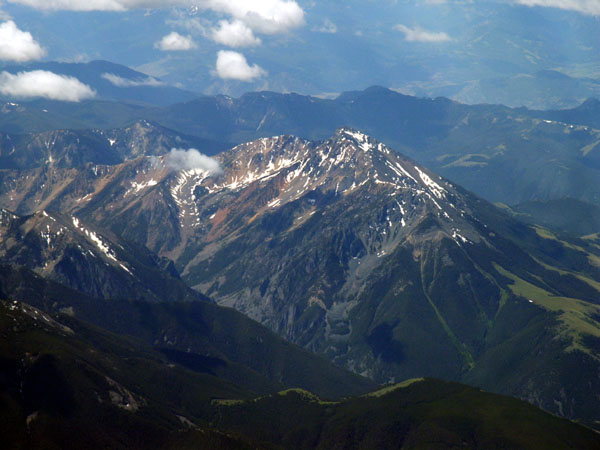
7, 0, 306, 33
0, 70, 96, 101
208, 0, 305, 35
166, 148, 222, 173
155, 32, 196, 51
514, 0, 600, 16
0, 20, 45, 62
394, 24, 451, 43
215, 50, 266, 82
101, 72, 165, 87
211, 20, 261, 48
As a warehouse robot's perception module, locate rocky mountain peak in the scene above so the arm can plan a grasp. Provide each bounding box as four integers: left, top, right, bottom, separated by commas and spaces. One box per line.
204, 128, 444, 200
142, 129, 482, 269
197, 129, 467, 232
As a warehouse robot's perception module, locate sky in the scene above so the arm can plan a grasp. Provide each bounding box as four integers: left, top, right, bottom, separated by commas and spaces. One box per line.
0, 0, 598, 104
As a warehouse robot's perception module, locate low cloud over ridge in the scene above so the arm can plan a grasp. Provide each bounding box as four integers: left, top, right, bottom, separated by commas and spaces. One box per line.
166, 148, 222, 174
0, 70, 96, 101
394, 25, 451, 43
216, 50, 266, 82
101, 72, 165, 87
0, 20, 45, 62
155, 32, 196, 51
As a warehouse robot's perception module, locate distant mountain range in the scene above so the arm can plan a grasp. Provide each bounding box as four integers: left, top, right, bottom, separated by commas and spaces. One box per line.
415, 70, 600, 110
2, 60, 597, 111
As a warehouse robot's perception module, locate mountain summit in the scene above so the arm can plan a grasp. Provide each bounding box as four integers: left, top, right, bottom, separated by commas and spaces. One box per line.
166, 127, 478, 249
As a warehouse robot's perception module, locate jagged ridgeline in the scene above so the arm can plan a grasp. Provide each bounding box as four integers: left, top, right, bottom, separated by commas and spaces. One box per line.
1, 126, 599, 427
4, 87, 599, 209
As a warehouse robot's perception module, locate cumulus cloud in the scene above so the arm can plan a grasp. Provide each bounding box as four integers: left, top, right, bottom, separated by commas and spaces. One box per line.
208, 0, 304, 35
394, 24, 451, 43
166, 148, 222, 173
7, 0, 306, 34
155, 32, 196, 51
215, 50, 266, 82
0, 20, 45, 62
101, 72, 165, 87
514, 0, 600, 16
211, 20, 261, 48
0, 70, 96, 101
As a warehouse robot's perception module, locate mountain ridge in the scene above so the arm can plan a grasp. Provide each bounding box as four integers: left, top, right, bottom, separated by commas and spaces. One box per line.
2, 86, 599, 207
0, 207, 204, 303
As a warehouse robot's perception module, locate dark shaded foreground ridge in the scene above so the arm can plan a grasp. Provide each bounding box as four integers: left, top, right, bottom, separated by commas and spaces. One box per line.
1, 298, 599, 450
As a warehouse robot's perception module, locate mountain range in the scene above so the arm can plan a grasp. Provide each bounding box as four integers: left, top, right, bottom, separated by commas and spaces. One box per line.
1, 0, 600, 443
0, 61, 600, 445
2, 125, 599, 428
1, 85, 598, 210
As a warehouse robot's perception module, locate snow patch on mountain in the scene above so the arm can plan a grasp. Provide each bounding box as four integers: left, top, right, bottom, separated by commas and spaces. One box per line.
415, 167, 446, 199
126, 179, 158, 196
72, 216, 117, 262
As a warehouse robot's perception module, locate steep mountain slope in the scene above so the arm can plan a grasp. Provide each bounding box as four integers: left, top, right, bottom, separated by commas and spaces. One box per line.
2, 298, 597, 449
0, 264, 373, 399
0, 298, 268, 450
0, 209, 202, 303
2, 128, 598, 424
